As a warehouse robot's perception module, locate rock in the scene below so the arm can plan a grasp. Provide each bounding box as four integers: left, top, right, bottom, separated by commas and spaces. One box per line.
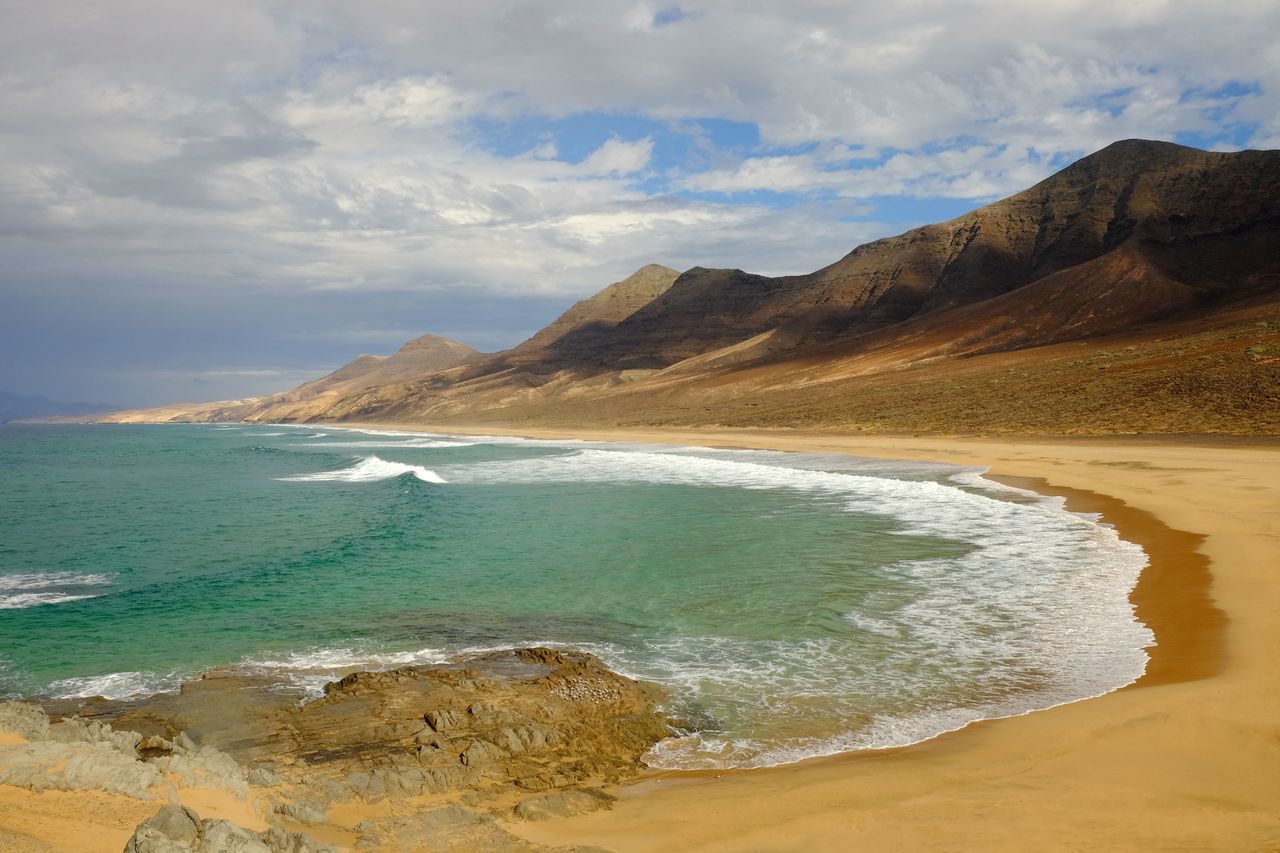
422, 764, 482, 794
496, 724, 559, 755
137, 734, 176, 759
355, 805, 536, 853
195, 820, 271, 853
0, 711, 260, 802
247, 767, 283, 787
513, 788, 615, 821
215, 647, 666, 802
28, 647, 673, 809
47, 715, 143, 757
0, 700, 49, 741
276, 800, 326, 826
124, 805, 336, 853
424, 708, 461, 732
459, 738, 508, 768
152, 739, 247, 793
313, 779, 348, 804
260, 826, 337, 853
413, 728, 444, 747
0, 739, 163, 798
123, 804, 201, 852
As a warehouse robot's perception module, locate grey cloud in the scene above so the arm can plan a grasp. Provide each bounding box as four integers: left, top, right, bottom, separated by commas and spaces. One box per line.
2, 0, 1276, 405
72, 105, 317, 211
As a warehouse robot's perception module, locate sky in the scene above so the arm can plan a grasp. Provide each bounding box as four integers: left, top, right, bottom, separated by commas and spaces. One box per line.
2, 1, 1278, 406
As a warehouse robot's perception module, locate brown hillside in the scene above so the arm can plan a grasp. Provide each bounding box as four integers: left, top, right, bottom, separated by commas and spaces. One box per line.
94, 140, 1280, 435
564, 139, 1280, 369
513, 264, 680, 352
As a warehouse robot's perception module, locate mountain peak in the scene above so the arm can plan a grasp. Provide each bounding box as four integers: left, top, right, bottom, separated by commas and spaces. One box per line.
1095, 137, 1194, 157
513, 264, 681, 352
393, 334, 479, 358
630, 262, 681, 277
1048, 137, 1207, 184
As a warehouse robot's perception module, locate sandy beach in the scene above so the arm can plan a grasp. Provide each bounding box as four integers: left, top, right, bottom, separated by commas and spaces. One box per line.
2, 428, 1278, 851
376, 426, 1280, 852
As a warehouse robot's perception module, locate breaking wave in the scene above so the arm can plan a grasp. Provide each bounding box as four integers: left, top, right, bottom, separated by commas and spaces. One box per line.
278, 455, 447, 484
0, 572, 112, 610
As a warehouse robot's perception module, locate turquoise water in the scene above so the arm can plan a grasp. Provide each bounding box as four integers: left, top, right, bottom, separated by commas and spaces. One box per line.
0, 424, 1152, 768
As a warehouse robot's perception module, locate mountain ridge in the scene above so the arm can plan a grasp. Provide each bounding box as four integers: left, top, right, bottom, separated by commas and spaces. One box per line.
90, 139, 1280, 435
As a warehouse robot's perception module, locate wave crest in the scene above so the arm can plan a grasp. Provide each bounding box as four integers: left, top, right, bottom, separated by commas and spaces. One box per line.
0, 572, 112, 610
278, 455, 447, 484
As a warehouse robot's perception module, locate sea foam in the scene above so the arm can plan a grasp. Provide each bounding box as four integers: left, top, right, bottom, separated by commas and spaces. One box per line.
235, 644, 452, 696
439, 446, 1153, 769
279, 455, 446, 484
46, 670, 180, 700
298, 438, 477, 449
0, 572, 112, 610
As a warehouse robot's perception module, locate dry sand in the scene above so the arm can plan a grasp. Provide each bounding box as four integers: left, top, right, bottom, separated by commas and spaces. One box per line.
3, 427, 1278, 851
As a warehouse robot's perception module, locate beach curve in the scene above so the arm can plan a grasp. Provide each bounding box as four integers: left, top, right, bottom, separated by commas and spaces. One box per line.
1, 427, 1276, 851
355, 425, 1279, 853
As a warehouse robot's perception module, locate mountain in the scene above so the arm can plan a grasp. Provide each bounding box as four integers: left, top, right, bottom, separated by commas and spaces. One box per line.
512, 264, 680, 353
305, 334, 478, 393
543, 139, 1278, 370
0, 391, 117, 423
243, 334, 479, 421
94, 140, 1280, 435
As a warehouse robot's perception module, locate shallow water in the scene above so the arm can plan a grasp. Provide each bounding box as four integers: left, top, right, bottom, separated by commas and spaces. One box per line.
0, 423, 1151, 768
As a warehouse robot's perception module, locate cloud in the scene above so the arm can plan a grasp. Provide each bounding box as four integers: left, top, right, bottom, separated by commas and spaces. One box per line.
579, 137, 654, 176
1, 0, 1276, 403
679, 144, 1058, 201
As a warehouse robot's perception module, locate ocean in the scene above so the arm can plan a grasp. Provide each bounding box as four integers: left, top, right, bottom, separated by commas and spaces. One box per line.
0, 423, 1152, 769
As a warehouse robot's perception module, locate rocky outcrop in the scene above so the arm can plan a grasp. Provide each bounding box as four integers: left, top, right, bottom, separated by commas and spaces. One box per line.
20, 648, 672, 850
513, 788, 616, 821
0, 700, 49, 740
0, 702, 254, 800
0, 703, 160, 798
124, 804, 333, 853
45, 650, 672, 807
4, 648, 673, 851
283, 647, 670, 802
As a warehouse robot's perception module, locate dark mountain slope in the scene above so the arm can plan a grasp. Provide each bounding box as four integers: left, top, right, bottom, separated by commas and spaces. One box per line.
555, 140, 1279, 370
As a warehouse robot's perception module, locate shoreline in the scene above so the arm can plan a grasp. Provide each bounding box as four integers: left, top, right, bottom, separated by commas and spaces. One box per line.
26, 436, 1168, 758
3, 424, 1277, 850
326, 423, 1280, 851
9, 428, 1216, 744
986, 474, 1224, 689
329, 422, 1225, 691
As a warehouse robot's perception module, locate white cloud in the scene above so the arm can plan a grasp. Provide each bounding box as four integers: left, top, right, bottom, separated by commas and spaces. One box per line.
578, 137, 655, 176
